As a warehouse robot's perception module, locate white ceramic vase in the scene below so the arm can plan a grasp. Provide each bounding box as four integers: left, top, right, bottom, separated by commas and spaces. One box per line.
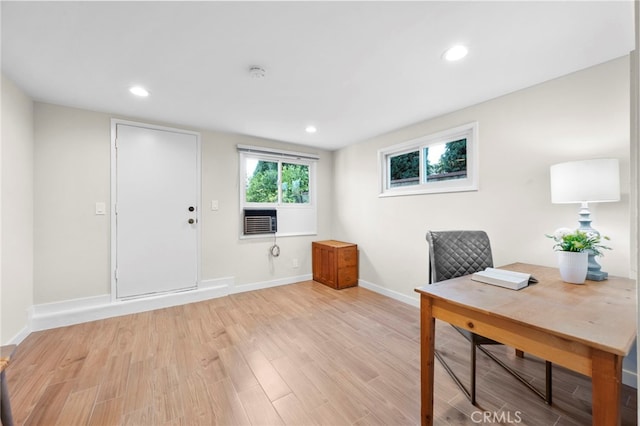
557, 251, 588, 284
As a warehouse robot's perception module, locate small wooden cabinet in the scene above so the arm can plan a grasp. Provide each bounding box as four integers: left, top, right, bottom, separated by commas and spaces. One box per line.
312, 240, 358, 289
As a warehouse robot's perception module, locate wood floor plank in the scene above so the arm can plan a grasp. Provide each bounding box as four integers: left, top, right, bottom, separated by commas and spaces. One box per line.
244, 349, 291, 402
207, 377, 251, 426
218, 344, 259, 393
73, 347, 109, 391
123, 359, 154, 415
88, 396, 124, 426
309, 400, 353, 426
178, 371, 215, 420
272, 392, 316, 426
54, 385, 99, 426
300, 361, 370, 424
237, 384, 285, 426
96, 352, 132, 402
122, 405, 155, 426
23, 380, 75, 426
152, 377, 184, 424
197, 345, 228, 384
271, 355, 328, 413
7, 364, 53, 425
4, 281, 636, 425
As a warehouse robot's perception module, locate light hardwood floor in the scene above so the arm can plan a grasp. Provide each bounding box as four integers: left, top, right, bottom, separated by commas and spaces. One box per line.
5, 281, 637, 425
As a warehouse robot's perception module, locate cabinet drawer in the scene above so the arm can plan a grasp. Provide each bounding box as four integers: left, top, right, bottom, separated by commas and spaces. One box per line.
337, 266, 358, 289
337, 247, 358, 266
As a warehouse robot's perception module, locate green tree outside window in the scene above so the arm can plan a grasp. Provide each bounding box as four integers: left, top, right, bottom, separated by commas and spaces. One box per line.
246, 160, 278, 203
390, 151, 419, 187
282, 163, 309, 203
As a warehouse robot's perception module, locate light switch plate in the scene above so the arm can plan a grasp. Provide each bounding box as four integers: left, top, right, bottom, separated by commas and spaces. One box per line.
211, 200, 219, 211
95, 202, 106, 215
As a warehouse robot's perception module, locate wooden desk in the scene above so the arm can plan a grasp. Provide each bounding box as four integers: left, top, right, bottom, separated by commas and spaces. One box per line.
414, 263, 636, 426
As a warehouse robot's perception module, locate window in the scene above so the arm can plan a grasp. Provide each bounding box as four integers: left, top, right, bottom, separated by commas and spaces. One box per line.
379, 122, 478, 196
238, 145, 318, 236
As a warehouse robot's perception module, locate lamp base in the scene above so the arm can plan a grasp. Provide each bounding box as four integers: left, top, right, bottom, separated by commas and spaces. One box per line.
587, 270, 608, 281
576, 203, 609, 282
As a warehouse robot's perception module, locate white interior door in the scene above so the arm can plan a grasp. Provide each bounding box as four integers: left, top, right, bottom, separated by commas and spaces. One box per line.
114, 122, 200, 299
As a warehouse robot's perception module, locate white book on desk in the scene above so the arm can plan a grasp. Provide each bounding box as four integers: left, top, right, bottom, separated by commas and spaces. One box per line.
471, 268, 530, 290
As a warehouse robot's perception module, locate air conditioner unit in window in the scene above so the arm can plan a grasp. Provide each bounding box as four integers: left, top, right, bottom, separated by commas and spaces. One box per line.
243, 209, 277, 235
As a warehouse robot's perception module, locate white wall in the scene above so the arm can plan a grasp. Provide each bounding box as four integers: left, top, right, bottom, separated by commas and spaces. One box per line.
1, 74, 34, 344
34, 104, 111, 303
333, 56, 631, 299
33, 103, 333, 304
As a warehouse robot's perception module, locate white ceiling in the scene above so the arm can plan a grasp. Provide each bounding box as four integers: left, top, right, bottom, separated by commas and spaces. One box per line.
1, 1, 635, 151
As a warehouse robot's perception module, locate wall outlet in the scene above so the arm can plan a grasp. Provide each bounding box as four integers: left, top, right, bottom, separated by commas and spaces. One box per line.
211, 200, 219, 211
292, 258, 299, 268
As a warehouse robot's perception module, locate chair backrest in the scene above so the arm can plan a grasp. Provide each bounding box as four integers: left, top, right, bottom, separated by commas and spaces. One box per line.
426, 230, 493, 284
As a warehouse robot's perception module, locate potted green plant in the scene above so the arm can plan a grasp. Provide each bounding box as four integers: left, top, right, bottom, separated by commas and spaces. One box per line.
546, 228, 611, 283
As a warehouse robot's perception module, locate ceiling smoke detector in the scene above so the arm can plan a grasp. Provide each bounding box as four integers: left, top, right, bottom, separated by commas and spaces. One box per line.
249, 66, 266, 79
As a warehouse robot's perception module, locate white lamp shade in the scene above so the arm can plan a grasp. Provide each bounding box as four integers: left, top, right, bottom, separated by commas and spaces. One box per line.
550, 158, 620, 204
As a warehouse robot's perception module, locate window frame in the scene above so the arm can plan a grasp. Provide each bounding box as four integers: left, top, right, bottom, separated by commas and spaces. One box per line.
378, 122, 479, 197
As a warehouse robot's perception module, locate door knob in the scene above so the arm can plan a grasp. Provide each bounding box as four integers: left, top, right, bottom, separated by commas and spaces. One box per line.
188, 218, 195, 224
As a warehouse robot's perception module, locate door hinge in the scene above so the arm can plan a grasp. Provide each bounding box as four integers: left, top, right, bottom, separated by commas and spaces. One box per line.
114, 268, 118, 281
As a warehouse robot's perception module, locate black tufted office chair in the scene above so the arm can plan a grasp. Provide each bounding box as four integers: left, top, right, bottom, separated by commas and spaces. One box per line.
426, 230, 552, 405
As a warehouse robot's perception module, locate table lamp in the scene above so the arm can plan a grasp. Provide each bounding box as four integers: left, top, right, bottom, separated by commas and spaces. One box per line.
550, 158, 620, 280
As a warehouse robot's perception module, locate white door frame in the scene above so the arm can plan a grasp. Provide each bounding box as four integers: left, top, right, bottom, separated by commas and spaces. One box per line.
110, 119, 201, 302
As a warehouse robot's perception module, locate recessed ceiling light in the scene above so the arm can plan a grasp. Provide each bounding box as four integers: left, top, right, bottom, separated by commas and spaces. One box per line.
129, 86, 149, 97
305, 126, 317, 134
443, 45, 468, 62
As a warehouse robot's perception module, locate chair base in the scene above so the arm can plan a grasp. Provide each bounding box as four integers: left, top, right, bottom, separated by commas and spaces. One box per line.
476, 345, 552, 405
434, 349, 474, 402
434, 343, 552, 406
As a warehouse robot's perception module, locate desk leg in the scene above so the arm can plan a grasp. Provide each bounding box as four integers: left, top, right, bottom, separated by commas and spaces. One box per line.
591, 349, 622, 426
420, 296, 435, 426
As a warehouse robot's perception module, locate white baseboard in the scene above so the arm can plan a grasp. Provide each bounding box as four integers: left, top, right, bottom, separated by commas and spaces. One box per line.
358, 279, 638, 390
7, 326, 31, 346
30, 283, 229, 332
229, 274, 312, 294
28, 274, 310, 332
358, 279, 420, 308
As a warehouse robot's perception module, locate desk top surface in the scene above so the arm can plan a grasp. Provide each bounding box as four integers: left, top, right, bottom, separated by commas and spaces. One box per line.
415, 263, 637, 356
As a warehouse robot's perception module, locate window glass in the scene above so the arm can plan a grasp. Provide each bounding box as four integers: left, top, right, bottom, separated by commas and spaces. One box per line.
425, 139, 467, 182
245, 159, 278, 203
281, 163, 310, 203
389, 150, 420, 188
